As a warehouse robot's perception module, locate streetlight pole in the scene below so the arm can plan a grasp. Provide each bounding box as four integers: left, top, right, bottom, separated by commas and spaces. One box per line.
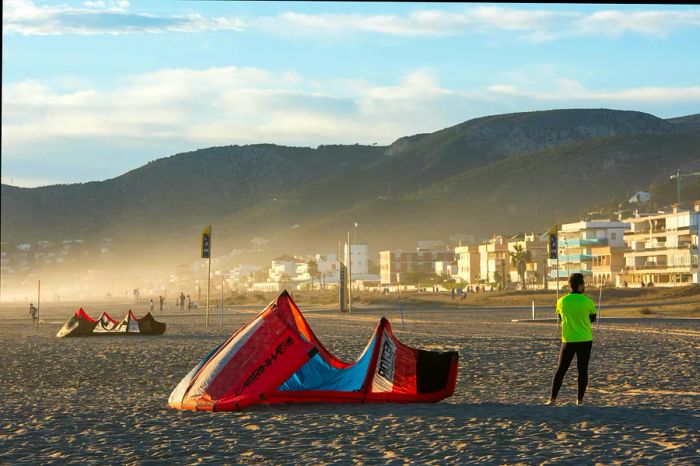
347, 230, 352, 313
670, 170, 700, 206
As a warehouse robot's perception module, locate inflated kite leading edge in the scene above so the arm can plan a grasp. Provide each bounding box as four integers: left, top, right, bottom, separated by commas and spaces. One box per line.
169, 291, 458, 411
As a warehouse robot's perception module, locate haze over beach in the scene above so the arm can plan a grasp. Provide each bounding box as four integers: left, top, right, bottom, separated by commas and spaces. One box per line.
1, 1, 699, 464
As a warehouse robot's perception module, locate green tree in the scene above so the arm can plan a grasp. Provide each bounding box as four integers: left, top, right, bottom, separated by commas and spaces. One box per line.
509, 244, 532, 289
307, 260, 319, 290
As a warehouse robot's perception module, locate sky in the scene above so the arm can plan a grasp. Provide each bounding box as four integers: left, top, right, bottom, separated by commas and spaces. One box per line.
2, 1, 700, 187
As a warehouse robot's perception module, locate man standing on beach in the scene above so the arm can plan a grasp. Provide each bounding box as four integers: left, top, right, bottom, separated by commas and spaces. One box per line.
547, 273, 597, 406
29, 303, 38, 324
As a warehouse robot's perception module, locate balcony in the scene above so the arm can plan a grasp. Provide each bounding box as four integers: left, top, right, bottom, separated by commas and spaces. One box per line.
549, 269, 592, 278
625, 244, 696, 254
556, 254, 593, 262
625, 226, 694, 237
559, 238, 608, 247
625, 263, 698, 272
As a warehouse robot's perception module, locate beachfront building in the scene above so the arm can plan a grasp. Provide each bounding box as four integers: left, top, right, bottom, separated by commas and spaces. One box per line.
230, 264, 259, 282
507, 233, 549, 289
380, 242, 454, 284
620, 202, 700, 286
591, 244, 626, 286
478, 235, 511, 287
434, 260, 458, 278
344, 243, 369, 277
251, 281, 299, 292
455, 244, 480, 285
312, 252, 341, 286
268, 255, 298, 282
228, 264, 260, 290
249, 255, 302, 292
549, 220, 629, 289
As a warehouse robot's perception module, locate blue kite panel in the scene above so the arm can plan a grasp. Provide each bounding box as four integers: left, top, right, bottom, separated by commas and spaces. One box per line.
277, 338, 376, 392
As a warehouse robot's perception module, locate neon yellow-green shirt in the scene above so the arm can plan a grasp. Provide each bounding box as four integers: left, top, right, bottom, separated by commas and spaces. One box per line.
556, 293, 597, 342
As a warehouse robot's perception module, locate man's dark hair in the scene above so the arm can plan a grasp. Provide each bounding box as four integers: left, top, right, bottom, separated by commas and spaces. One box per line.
568, 273, 585, 291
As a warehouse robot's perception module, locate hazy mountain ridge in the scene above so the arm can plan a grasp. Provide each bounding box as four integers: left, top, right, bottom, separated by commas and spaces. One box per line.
2, 109, 698, 262
1, 144, 383, 241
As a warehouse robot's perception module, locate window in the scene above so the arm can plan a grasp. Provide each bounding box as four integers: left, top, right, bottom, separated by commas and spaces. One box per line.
610, 232, 617, 240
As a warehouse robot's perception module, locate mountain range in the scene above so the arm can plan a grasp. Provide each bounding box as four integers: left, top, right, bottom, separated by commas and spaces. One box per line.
2, 108, 700, 266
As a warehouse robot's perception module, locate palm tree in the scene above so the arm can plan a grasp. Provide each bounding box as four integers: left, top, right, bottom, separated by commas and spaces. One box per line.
509, 244, 532, 290
307, 260, 319, 291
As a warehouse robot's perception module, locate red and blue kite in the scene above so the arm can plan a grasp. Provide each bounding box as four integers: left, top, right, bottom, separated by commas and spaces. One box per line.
169, 291, 458, 411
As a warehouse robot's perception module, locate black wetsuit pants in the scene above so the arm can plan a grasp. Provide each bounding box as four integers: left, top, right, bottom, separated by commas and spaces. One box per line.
550, 341, 592, 401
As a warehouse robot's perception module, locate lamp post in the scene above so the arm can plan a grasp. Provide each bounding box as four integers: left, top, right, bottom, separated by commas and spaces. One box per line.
501, 258, 506, 289
669, 170, 700, 206
347, 230, 352, 313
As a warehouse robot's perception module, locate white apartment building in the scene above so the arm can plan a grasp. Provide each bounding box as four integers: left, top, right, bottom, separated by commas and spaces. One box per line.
621, 202, 700, 286
478, 236, 510, 285
268, 255, 299, 281
549, 220, 629, 288
455, 244, 480, 284
344, 243, 369, 277
312, 253, 341, 284
434, 260, 458, 277
230, 264, 259, 282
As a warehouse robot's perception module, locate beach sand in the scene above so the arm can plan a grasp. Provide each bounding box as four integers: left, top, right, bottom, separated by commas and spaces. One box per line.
1, 301, 698, 464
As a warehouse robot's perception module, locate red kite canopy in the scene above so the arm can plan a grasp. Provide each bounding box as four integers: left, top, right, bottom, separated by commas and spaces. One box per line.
56, 309, 166, 337
169, 291, 458, 411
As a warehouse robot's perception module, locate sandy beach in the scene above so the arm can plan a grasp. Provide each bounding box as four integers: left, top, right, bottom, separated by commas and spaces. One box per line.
1, 301, 698, 464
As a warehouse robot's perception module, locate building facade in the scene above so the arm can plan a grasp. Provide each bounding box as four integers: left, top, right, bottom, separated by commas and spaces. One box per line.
455, 244, 480, 285
380, 243, 454, 284
507, 233, 548, 289
549, 220, 629, 288
621, 202, 700, 286
344, 243, 369, 277
478, 236, 510, 285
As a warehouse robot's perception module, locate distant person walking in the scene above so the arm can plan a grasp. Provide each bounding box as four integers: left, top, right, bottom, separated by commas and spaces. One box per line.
159, 295, 164, 312
180, 292, 186, 311
187, 295, 192, 311
150, 298, 154, 313
29, 303, 38, 324
547, 273, 597, 406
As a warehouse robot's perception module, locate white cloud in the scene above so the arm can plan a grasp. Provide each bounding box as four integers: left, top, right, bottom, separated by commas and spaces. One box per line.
576, 10, 700, 38
4, 66, 700, 152
3, 66, 700, 184
4, 2, 698, 39
3, 0, 245, 35
487, 79, 700, 102
258, 6, 700, 41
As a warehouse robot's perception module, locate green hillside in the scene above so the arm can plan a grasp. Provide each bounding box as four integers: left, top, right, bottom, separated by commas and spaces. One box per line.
2, 108, 698, 266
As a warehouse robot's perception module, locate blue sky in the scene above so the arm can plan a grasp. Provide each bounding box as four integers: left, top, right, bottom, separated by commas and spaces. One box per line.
2, 1, 700, 186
